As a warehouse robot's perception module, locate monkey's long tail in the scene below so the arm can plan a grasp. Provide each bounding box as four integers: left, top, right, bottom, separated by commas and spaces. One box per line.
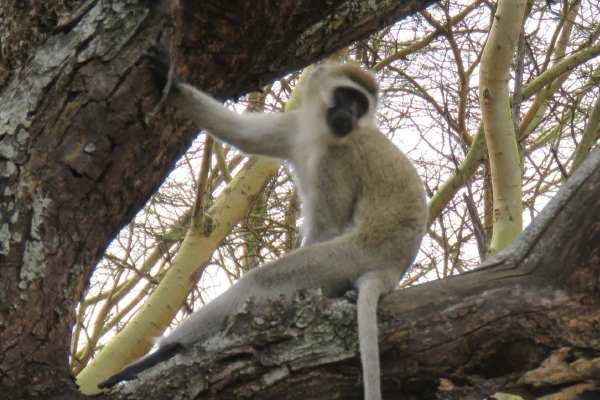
97, 342, 184, 389
356, 273, 384, 400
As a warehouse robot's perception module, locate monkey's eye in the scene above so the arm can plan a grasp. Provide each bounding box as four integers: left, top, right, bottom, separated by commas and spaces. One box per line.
333, 87, 369, 118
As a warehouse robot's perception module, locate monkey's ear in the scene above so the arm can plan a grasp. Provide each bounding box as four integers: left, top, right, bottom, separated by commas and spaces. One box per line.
144, 46, 178, 91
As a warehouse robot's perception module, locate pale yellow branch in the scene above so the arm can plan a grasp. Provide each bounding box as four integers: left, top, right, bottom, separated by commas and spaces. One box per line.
77, 156, 281, 394
479, 0, 526, 253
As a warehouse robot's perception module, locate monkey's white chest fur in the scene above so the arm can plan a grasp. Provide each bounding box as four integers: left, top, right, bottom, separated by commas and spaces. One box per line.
291, 118, 328, 244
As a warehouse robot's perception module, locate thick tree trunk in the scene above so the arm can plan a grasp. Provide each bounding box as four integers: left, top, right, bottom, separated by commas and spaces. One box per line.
0, 0, 434, 399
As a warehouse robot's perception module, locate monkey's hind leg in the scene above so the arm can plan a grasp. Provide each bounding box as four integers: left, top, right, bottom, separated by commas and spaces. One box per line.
356, 272, 385, 400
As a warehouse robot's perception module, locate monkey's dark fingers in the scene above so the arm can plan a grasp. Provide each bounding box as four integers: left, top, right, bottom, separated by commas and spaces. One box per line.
143, 45, 176, 91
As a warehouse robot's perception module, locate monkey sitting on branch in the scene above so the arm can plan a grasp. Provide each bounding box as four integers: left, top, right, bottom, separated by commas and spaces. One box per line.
98, 48, 427, 400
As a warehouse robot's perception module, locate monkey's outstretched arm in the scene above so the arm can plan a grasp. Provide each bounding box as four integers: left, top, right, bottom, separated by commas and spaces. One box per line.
170, 84, 296, 158
146, 48, 295, 158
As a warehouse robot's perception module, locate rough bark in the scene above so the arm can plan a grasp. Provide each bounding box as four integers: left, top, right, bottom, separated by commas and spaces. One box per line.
0, 0, 435, 399
0, 0, 82, 89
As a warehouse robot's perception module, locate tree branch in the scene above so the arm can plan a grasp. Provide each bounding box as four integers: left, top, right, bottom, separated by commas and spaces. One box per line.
102, 148, 600, 399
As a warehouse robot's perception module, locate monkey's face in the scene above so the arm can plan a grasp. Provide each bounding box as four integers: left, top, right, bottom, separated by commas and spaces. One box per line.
326, 87, 370, 137
299, 62, 379, 141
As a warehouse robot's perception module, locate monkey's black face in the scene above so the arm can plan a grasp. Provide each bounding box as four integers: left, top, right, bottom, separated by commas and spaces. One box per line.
327, 87, 369, 137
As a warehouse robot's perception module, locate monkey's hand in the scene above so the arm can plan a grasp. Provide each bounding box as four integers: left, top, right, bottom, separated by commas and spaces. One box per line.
144, 46, 180, 92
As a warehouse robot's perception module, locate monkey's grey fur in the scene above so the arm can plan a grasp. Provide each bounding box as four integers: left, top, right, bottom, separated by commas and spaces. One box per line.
98, 53, 427, 400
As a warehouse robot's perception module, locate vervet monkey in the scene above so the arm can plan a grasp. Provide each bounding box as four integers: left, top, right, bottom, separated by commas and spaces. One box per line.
98, 48, 427, 400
